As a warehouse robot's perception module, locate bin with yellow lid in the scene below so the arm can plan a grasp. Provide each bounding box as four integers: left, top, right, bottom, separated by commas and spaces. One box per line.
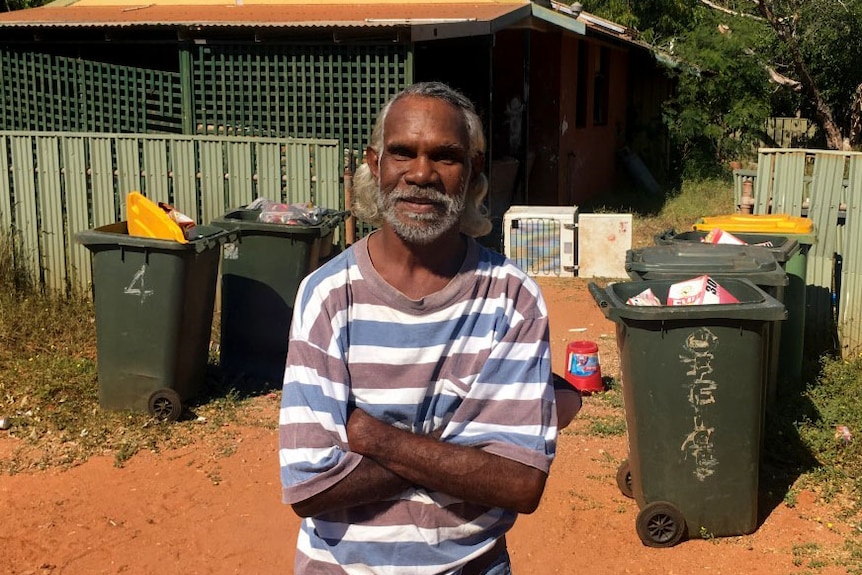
692, 213, 815, 393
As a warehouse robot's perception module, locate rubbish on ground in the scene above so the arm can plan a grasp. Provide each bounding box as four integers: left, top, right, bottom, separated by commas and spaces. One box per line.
836, 425, 852, 444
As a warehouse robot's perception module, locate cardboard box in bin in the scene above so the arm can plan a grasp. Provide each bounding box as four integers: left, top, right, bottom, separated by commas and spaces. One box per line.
627, 275, 739, 306
667, 275, 739, 306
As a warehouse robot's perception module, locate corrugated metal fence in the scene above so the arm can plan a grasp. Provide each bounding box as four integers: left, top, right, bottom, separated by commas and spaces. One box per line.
733, 148, 861, 357
0, 131, 342, 295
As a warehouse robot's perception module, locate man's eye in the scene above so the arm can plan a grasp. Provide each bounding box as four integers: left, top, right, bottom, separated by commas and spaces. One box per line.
434, 154, 461, 165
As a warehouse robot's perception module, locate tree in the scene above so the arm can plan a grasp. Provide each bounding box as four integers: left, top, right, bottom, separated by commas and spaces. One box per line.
2, 0, 46, 12
754, 0, 862, 149
585, 0, 862, 169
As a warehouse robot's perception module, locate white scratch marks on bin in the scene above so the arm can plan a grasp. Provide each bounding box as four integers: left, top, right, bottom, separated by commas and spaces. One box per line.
679, 327, 719, 481
124, 264, 154, 303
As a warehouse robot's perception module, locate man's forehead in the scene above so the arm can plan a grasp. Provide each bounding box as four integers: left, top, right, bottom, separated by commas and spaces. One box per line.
383, 95, 469, 145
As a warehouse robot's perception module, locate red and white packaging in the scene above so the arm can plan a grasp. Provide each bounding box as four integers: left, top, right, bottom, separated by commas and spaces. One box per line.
626, 287, 662, 306
701, 228, 746, 245
667, 275, 740, 306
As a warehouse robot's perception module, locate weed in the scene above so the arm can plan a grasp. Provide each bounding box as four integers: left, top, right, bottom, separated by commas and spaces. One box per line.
584, 415, 627, 437
698, 526, 716, 542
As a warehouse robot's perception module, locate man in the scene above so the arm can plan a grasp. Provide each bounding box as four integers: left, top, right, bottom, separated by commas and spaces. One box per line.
279, 82, 557, 574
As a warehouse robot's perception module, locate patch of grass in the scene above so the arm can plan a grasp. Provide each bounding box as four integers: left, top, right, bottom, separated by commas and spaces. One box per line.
0, 233, 273, 473
581, 177, 736, 249
583, 415, 627, 437
775, 353, 862, 525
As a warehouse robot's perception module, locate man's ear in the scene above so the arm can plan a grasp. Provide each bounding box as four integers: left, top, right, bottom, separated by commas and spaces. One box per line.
366, 146, 380, 180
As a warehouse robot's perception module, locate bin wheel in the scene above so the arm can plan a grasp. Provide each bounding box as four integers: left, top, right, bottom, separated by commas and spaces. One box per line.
148, 389, 183, 422
616, 460, 634, 499
636, 501, 686, 548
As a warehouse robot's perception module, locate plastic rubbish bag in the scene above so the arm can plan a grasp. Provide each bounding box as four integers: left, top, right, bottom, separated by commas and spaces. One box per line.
246, 198, 331, 225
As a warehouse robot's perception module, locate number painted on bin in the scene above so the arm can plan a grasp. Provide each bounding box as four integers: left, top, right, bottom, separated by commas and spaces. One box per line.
124, 264, 154, 303
679, 327, 719, 481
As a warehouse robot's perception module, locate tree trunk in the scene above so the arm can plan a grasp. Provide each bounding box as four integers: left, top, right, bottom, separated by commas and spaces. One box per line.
756, 0, 846, 149
850, 83, 862, 149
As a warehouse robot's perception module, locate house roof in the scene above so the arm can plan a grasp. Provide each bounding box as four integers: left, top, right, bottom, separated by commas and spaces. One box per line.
0, 0, 586, 39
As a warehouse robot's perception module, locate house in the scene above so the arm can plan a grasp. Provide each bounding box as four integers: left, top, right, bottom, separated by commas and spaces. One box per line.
0, 0, 671, 227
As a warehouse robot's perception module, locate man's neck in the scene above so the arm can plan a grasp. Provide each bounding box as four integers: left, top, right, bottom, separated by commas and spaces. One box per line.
367, 227, 468, 300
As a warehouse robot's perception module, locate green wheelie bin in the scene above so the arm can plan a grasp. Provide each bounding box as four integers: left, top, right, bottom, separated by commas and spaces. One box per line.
590, 278, 786, 547
625, 244, 788, 415
692, 214, 816, 388
212, 208, 346, 384
654, 230, 802, 406
76, 222, 232, 421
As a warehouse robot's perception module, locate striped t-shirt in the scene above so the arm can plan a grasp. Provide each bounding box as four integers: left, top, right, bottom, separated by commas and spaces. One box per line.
279, 233, 556, 574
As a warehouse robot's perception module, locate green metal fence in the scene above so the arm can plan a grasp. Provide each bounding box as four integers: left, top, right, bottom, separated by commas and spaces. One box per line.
0, 131, 340, 295
734, 149, 861, 357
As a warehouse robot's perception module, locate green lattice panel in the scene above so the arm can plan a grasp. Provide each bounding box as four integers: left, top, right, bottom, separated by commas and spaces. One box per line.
192, 43, 411, 165
0, 48, 182, 134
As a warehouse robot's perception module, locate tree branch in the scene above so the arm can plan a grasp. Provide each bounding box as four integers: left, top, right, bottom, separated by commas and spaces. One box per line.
700, 0, 764, 20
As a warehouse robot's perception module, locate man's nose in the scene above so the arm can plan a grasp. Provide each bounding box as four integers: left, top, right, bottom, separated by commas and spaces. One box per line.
404, 156, 437, 186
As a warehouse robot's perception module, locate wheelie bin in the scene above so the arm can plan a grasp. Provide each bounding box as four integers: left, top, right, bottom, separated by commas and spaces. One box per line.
654, 230, 802, 406
625, 244, 788, 415
76, 221, 232, 421
590, 278, 786, 547
691, 214, 815, 388
212, 208, 346, 384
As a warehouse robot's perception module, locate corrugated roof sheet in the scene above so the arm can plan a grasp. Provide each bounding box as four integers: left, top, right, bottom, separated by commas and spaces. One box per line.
0, 1, 530, 29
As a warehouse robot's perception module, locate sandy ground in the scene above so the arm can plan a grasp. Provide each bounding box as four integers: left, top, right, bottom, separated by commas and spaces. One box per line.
0, 277, 854, 575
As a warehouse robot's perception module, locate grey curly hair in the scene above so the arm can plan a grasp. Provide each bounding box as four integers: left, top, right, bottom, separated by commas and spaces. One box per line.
351, 82, 492, 238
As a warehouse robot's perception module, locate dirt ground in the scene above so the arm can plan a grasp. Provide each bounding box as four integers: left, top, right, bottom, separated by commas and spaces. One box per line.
0, 277, 855, 575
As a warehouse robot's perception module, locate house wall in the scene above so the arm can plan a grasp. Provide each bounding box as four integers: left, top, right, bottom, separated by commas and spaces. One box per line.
526, 30, 562, 206
558, 38, 629, 206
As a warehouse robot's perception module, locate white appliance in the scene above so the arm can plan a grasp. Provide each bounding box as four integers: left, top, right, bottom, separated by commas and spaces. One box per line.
503, 205, 578, 276
502, 206, 631, 278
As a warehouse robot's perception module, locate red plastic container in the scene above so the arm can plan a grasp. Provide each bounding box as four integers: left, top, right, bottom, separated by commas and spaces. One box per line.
565, 340, 603, 392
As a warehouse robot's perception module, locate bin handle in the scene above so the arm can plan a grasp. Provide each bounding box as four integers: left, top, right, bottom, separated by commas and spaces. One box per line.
194, 228, 237, 254
588, 282, 610, 309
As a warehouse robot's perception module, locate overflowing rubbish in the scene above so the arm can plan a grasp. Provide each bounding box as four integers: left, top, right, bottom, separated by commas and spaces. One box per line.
700, 227, 774, 247
246, 198, 333, 225
127, 191, 197, 243
626, 275, 739, 306
702, 228, 745, 245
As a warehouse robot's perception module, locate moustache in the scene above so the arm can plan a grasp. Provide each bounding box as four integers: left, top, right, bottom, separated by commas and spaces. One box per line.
386, 186, 452, 204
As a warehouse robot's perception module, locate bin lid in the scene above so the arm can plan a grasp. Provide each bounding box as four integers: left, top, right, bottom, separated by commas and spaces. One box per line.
626, 244, 788, 286
211, 208, 347, 237
76, 222, 233, 253
692, 214, 815, 241
590, 277, 787, 322
655, 230, 801, 264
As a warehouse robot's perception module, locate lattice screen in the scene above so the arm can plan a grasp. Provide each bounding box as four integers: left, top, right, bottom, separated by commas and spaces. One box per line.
192, 43, 411, 159
0, 48, 183, 134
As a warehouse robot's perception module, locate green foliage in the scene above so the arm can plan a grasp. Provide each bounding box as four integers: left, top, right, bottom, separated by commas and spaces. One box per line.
663, 12, 772, 176
796, 0, 862, 129
794, 354, 862, 510
2, 0, 47, 12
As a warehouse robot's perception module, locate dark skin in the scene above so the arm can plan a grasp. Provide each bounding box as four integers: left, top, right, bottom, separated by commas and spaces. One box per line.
291, 95, 548, 519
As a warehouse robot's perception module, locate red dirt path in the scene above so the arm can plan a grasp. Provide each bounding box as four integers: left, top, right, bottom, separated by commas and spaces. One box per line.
0, 277, 853, 575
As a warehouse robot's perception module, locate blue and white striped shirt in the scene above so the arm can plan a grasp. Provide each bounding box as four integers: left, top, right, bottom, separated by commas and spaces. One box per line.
279, 234, 556, 574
